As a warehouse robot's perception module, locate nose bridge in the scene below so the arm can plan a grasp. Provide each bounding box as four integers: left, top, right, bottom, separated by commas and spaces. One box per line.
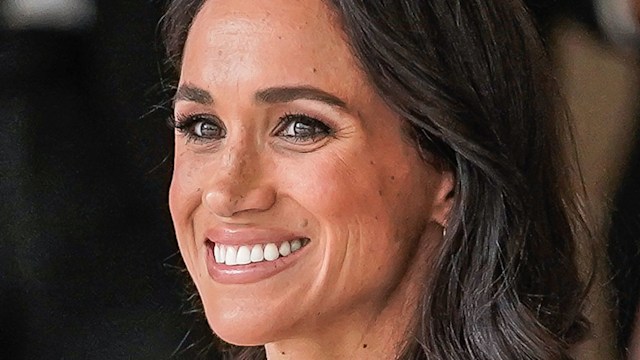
204, 129, 274, 217
224, 135, 259, 184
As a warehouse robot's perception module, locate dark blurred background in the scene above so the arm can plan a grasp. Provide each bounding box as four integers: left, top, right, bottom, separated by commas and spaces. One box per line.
0, 0, 215, 358
0, 0, 638, 359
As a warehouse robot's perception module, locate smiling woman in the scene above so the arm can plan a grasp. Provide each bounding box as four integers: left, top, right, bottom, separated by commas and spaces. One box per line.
162, 0, 590, 359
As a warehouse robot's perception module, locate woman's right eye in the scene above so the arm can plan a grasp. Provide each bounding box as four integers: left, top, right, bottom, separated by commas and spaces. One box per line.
173, 114, 226, 143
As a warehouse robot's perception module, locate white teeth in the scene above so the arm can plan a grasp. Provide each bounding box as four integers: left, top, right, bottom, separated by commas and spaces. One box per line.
263, 243, 280, 261
214, 245, 220, 263
213, 238, 307, 266
236, 246, 251, 265
219, 245, 227, 264
250, 244, 264, 263
225, 246, 238, 266
279, 241, 291, 256
291, 239, 302, 252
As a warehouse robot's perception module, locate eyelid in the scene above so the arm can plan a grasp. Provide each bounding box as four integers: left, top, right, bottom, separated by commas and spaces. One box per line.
275, 105, 343, 130
173, 112, 222, 129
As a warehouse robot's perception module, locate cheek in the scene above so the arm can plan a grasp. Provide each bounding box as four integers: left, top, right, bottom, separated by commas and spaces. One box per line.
278, 147, 423, 230
169, 149, 203, 220
168, 149, 207, 268
170, 149, 218, 285
277, 148, 420, 270
279, 151, 379, 221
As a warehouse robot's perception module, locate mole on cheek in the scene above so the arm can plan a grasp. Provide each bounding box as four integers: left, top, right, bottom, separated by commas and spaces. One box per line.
300, 219, 309, 228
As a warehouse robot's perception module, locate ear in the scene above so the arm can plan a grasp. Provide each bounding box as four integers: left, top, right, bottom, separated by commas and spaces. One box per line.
430, 168, 455, 227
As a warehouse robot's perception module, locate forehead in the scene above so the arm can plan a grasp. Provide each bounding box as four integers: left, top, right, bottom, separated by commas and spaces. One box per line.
181, 0, 368, 99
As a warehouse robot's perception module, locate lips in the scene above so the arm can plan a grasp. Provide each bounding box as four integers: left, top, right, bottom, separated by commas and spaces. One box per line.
204, 227, 311, 284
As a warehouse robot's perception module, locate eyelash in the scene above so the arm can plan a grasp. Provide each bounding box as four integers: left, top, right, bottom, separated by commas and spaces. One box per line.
171, 112, 334, 145
172, 113, 226, 144
274, 112, 333, 143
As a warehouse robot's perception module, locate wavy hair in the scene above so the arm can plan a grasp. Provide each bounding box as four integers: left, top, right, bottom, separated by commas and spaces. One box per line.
162, 1, 590, 359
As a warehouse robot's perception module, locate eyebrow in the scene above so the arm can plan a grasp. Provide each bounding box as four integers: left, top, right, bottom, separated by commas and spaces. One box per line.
173, 84, 214, 105
255, 86, 347, 109
173, 84, 348, 109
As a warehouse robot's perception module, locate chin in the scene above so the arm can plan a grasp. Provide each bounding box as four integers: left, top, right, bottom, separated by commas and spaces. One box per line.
200, 292, 284, 347
205, 317, 275, 346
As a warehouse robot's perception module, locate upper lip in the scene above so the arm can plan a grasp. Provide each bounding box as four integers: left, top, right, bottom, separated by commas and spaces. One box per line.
204, 226, 307, 246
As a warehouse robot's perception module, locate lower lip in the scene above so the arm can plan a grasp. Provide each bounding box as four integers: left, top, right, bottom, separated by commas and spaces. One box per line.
205, 242, 308, 284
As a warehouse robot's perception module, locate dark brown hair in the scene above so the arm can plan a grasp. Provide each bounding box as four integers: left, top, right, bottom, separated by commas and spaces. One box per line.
162, 1, 590, 359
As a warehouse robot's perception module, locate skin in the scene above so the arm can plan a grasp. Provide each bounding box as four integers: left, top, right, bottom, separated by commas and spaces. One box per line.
168, 0, 454, 358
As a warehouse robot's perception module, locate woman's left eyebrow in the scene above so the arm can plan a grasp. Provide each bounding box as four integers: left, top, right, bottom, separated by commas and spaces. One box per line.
255, 86, 348, 109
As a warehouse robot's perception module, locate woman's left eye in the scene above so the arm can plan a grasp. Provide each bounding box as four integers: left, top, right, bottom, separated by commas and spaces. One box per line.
275, 114, 332, 143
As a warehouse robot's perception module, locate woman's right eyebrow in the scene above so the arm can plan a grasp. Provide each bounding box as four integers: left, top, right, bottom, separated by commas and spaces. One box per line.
174, 84, 214, 106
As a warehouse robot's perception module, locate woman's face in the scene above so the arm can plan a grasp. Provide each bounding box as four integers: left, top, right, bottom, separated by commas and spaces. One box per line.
169, 0, 451, 346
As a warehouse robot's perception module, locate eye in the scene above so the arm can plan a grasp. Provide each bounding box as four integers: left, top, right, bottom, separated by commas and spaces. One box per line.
275, 113, 332, 144
173, 113, 226, 143
193, 121, 221, 138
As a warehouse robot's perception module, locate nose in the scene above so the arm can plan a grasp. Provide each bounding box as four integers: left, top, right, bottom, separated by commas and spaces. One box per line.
202, 142, 276, 218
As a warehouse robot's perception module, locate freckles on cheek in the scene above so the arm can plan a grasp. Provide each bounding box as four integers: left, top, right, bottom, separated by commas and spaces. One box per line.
288, 153, 382, 220
170, 156, 205, 275
298, 161, 348, 206
170, 154, 204, 226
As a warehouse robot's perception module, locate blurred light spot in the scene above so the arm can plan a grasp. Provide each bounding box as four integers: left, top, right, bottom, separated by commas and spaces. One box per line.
1, 0, 96, 30
596, 0, 640, 50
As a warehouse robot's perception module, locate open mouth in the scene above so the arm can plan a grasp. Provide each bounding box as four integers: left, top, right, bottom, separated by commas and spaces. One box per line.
210, 238, 311, 266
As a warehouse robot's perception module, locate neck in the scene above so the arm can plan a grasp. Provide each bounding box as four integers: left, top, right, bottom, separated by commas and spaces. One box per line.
264, 301, 411, 359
